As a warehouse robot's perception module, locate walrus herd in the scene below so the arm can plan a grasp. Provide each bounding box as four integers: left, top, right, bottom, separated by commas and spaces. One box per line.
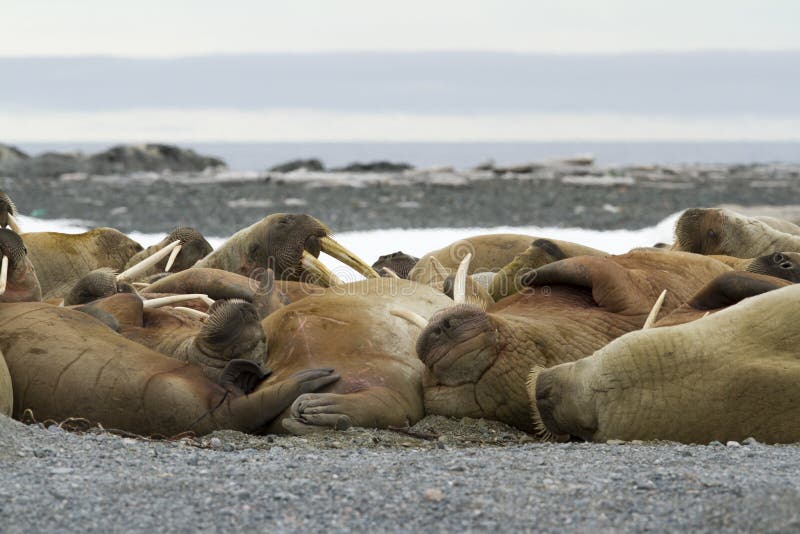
1, 198, 799, 445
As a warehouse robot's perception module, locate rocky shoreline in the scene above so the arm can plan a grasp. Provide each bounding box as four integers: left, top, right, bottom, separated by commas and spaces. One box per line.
3, 160, 800, 236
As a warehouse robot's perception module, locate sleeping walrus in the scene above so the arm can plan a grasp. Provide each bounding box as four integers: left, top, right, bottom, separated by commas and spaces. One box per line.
412, 249, 731, 432
530, 281, 800, 444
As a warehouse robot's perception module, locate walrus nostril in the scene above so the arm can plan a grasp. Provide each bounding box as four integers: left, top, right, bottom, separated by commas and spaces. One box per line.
781, 262, 793, 269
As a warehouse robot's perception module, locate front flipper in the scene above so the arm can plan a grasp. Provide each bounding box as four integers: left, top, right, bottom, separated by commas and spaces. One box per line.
282, 393, 355, 434
219, 359, 272, 396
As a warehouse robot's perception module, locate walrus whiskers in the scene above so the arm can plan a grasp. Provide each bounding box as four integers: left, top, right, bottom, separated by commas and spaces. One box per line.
643, 290, 667, 329
390, 308, 428, 329
453, 252, 472, 305
0, 255, 7, 296
143, 294, 214, 309
527, 366, 557, 442
117, 240, 181, 281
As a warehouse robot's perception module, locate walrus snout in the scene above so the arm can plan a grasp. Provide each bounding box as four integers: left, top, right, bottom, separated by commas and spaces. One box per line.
200, 299, 266, 361
416, 304, 496, 384
746, 252, 800, 283
531, 364, 595, 442
372, 251, 419, 279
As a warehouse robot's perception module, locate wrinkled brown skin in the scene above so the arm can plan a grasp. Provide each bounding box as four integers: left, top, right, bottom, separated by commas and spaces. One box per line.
654, 271, 791, 327
417, 249, 732, 432
0, 302, 338, 436
194, 213, 328, 281
62, 268, 135, 306
489, 238, 608, 300
84, 293, 267, 384
23, 228, 143, 300
124, 227, 213, 280
532, 283, 800, 444
409, 234, 536, 286
373, 251, 419, 279
258, 278, 453, 434
0, 229, 42, 303
0, 348, 11, 417
672, 208, 800, 258
144, 267, 286, 318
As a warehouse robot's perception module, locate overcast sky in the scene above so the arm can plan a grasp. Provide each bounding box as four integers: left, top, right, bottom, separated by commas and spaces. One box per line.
2, 0, 799, 56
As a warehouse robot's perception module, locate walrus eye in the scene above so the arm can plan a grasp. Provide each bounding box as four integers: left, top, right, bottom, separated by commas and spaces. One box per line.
707, 229, 717, 239
773, 253, 785, 263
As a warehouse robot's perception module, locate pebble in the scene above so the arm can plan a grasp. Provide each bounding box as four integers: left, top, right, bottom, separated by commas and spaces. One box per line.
424, 488, 444, 502
726, 441, 742, 448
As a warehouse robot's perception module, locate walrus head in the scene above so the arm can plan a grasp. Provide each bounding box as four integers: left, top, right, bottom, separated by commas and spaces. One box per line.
196, 299, 267, 364
372, 251, 419, 279
0, 228, 41, 302
745, 252, 800, 283
196, 213, 379, 285
0, 191, 21, 233
159, 227, 213, 272
63, 268, 137, 306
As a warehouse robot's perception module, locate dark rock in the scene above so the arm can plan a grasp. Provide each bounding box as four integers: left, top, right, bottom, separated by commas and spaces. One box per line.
333, 161, 414, 173
87, 144, 225, 174
23, 152, 86, 177
269, 159, 325, 173
0, 144, 29, 163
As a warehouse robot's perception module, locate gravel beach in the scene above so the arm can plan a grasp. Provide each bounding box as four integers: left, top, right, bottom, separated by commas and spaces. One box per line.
3, 161, 800, 532
3, 162, 800, 236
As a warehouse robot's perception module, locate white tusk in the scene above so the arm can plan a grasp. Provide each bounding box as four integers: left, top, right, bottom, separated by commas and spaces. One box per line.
143, 293, 214, 309
173, 306, 210, 320
301, 250, 344, 286
117, 240, 180, 282
6, 214, 21, 234
319, 236, 380, 279
643, 290, 667, 329
429, 257, 450, 284
132, 282, 149, 290
453, 252, 472, 305
164, 244, 182, 272
0, 255, 7, 296
701, 311, 710, 318
382, 267, 400, 279
390, 308, 428, 329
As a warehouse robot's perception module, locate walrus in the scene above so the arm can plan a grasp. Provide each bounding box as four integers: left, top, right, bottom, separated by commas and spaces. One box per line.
530, 282, 800, 444
23, 227, 143, 300
0, 228, 42, 303
0, 302, 339, 436
408, 234, 535, 285
487, 237, 608, 301
143, 267, 286, 318
257, 277, 454, 434
372, 251, 419, 279
0, 191, 21, 233
412, 249, 732, 432
82, 292, 268, 386
194, 213, 378, 284
673, 208, 800, 258
123, 227, 213, 280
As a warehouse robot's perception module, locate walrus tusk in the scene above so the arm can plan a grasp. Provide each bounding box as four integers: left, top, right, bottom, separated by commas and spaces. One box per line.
143, 293, 214, 309
390, 309, 428, 329
643, 290, 667, 329
429, 257, 450, 284
319, 236, 380, 279
164, 244, 182, 272
6, 214, 21, 234
382, 267, 400, 279
173, 306, 210, 320
132, 282, 150, 290
453, 253, 472, 305
301, 251, 344, 286
117, 240, 181, 281
0, 255, 8, 296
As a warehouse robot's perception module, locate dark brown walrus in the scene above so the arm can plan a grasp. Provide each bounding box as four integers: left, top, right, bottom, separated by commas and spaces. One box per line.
82, 293, 268, 386
194, 213, 378, 284
0, 302, 339, 436
413, 249, 732, 432
123, 227, 213, 280
23, 227, 143, 300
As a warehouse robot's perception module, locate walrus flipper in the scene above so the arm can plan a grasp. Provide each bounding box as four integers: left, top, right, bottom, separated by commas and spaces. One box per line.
219, 359, 272, 396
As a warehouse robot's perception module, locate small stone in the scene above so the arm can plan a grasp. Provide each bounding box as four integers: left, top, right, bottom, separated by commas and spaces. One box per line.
223, 443, 235, 452
709, 440, 723, 447
743, 437, 759, 446
631, 440, 645, 445
606, 439, 626, 445
209, 437, 222, 449
50, 467, 73, 475
726, 441, 741, 448
424, 488, 444, 502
